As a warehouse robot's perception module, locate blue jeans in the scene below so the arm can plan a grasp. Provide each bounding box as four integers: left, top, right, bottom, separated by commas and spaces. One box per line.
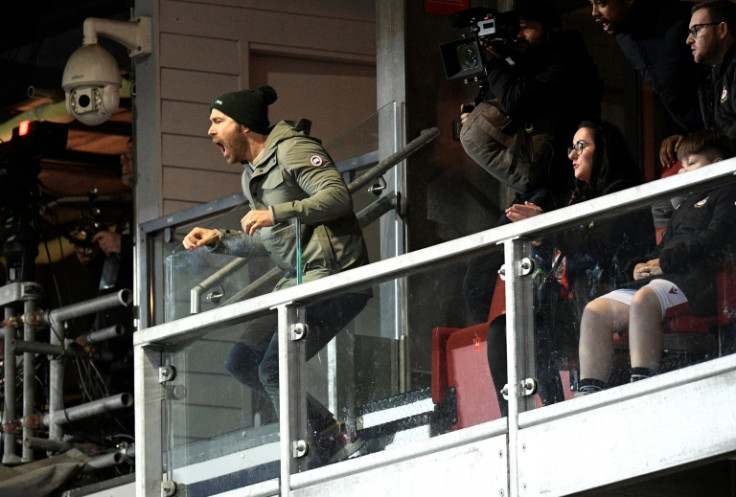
225, 292, 370, 432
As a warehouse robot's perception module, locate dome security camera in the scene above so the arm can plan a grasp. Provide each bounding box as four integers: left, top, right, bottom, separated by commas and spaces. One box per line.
61, 44, 121, 126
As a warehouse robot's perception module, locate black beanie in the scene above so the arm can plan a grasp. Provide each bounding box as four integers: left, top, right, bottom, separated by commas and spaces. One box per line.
515, 0, 562, 29
211, 85, 278, 134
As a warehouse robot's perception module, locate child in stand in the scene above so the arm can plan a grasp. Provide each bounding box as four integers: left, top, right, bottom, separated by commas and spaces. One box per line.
576, 129, 736, 394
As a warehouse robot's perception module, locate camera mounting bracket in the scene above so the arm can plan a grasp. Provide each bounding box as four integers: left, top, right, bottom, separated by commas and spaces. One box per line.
82, 17, 152, 59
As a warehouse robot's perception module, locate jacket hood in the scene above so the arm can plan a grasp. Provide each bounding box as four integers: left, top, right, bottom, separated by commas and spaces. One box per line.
253, 120, 316, 167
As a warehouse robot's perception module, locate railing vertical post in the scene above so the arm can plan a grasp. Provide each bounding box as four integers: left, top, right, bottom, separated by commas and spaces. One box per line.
134, 343, 164, 497
278, 302, 309, 496
504, 237, 535, 497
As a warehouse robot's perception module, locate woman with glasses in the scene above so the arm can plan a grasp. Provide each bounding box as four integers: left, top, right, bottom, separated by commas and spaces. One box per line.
486, 119, 654, 414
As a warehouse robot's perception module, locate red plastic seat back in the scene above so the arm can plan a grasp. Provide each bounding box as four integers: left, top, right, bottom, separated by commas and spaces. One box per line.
664, 256, 736, 334
431, 275, 574, 430
445, 322, 501, 426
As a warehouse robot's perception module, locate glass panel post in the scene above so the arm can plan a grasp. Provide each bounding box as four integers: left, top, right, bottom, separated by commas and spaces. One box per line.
296, 218, 303, 285
134, 343, 164, 497
504, 237, 535, 497
278, 302, 309, 493
504, 237, 537, 419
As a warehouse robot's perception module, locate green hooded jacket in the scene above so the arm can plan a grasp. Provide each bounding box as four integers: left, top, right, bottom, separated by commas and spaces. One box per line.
219, 120, 369, 290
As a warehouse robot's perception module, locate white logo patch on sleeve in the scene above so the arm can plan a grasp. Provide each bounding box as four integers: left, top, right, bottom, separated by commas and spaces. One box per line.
309, 155, 324, 167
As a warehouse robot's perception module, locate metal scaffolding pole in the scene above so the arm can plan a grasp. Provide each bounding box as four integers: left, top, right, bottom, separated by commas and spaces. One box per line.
22, 296, 40, 462
77, 324, 127, 346
2, 307, 20, 464
82, 443, 135, 472
43, 393, 133, 428
0, 281, 44, 464
44, 290, 132, 441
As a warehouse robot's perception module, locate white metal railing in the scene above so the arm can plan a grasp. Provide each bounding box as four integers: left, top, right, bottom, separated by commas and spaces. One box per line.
134, 158, 736, 496
138, 158, 736, 340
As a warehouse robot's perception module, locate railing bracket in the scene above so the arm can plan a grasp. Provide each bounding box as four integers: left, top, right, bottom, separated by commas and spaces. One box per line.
159, 365, 176, 384
290, 322, 308, 341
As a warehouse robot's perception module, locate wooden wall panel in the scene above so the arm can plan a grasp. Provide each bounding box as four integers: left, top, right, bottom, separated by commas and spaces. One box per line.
161, 101, 210, 137
156, 0, 376, 213
163, 200, 200, 215
181, 0, 376, 19
163, 167, 241, 203
250, 54, 376, 145
160, 33, 241, 74
162, 134, 224, 171
161, 68, 239, 104
160, 1, 375, 56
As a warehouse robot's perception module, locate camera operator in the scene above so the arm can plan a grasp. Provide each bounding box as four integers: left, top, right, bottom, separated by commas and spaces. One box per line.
461, 0, 604, 325
71, 139, 135, 418
74, 138, 134, 297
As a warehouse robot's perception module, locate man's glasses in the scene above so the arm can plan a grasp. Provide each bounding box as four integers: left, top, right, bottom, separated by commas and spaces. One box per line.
688, 22, 721, 37
567, 140, 589, 157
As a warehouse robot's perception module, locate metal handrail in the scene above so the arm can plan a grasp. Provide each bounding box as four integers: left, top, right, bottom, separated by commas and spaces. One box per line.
133, 151, 736, 497
137, 157, 736, 346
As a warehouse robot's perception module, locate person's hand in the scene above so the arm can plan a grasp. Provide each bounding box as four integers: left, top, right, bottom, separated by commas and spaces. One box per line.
241, 210, 274, 236
183, 227, 222, 250
92, 231, 122, 256
74, 244, 98, 266
479, 39, 503, 60
459, 104, 474, 126
505, 201, 544, 222
633, 259, 662, 280
659, 135, 685, 169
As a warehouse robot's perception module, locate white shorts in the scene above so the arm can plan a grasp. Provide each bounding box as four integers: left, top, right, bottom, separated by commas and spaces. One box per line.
599, 279, 690, 320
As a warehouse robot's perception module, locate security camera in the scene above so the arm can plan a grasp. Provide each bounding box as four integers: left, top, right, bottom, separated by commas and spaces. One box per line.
61, 44, 121, 126
60, 17, 150, 126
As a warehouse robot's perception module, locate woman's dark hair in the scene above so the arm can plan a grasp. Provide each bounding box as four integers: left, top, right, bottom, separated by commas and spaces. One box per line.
572, 119, 642, 202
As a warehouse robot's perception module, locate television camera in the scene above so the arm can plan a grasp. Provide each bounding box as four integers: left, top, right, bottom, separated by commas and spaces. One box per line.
439, 8, 519, 88
440, 8, 519, 140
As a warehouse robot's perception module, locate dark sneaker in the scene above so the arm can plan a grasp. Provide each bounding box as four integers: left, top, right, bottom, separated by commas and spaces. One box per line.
574, 385, 601, 397
574, 378, 608, 397
630, 367, 654, 382
316, 422, 364, 464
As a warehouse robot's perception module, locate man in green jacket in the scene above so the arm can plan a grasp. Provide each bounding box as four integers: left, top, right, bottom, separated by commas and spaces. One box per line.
183, 85, 370, 465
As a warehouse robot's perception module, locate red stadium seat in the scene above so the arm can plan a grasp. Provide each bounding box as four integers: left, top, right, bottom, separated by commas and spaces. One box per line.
432, 276, 574, 430
432, 253, 736, 431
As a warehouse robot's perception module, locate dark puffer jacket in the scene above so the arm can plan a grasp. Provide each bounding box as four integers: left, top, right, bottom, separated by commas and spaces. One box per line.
630, 183, 736, 316
699, 43, 736, 143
